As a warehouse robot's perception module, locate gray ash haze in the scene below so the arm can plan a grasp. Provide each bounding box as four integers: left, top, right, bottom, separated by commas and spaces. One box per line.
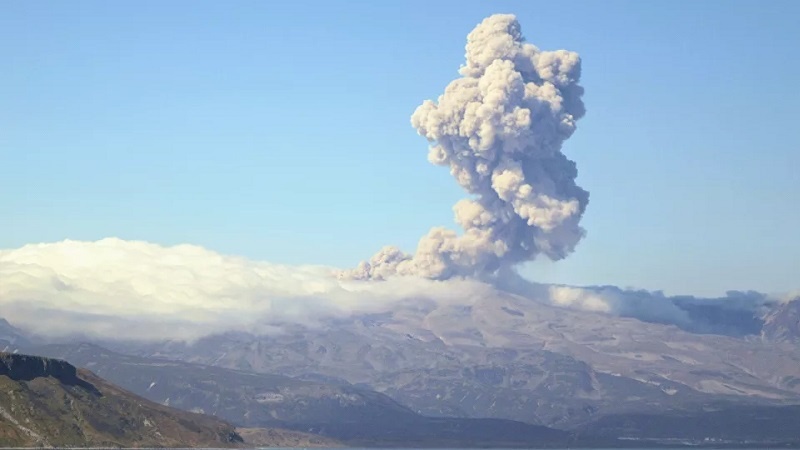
339, 14, 589, 281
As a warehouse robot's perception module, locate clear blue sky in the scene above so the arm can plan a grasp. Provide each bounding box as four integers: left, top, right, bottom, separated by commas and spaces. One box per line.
2, 0, 798, 296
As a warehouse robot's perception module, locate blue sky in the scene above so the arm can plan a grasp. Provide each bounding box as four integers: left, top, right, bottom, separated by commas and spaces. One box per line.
2, 0, 798, 296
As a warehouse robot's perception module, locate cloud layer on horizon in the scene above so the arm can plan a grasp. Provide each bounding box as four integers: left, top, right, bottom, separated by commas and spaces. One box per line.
0, 238, 497, 340
0, 238, 787, 342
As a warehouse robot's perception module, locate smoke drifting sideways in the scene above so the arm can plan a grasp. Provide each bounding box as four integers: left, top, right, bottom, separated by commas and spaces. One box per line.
339, 14, 589, 281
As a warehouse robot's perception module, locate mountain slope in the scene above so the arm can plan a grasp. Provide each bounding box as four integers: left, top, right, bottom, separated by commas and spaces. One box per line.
123, 291, 800, 428
579, 404, 800, 445
25, 342, 417, 429
0, 352, 243, 447
24, 342, 574, 447
0, 319, 28, 350
762, 298, 800, 343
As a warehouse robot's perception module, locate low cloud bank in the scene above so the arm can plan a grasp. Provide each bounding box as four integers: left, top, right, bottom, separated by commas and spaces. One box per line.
495, 270, 774, 336
0, 239, 493, 341
0, 239, 783, 341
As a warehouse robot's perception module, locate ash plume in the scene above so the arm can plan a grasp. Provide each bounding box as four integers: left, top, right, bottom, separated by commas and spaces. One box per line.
340, 14, 589, 280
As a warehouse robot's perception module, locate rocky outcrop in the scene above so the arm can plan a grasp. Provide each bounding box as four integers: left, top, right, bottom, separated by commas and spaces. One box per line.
0, 352, 243, 447
2, 353, 78, 383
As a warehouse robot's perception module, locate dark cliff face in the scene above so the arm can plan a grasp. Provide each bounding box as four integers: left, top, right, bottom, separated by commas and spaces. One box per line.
1, 353, 78, 382
0, 352, 100, 394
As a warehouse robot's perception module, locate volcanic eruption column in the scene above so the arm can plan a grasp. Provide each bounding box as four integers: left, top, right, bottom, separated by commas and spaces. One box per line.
340, 14, 588, 281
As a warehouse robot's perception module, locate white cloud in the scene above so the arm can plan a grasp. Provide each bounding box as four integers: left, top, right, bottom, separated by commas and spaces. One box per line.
0, 238, 491, 341
547, 286, 613, 313
779, 290, 800, 303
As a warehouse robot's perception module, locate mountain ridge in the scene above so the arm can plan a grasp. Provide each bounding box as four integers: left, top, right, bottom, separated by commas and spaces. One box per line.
4, 289, 800, 447
0, 319, 28, 350
0, 352, 244, 447
121, 290, 799, 427
21, 342, 579, 447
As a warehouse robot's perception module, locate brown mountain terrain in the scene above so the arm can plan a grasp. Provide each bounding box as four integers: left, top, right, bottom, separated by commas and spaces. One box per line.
0, 352, 328, 448
0, 352, 243, 447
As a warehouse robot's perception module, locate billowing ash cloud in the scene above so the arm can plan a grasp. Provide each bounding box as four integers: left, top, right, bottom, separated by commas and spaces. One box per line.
340, 14, 588, 280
